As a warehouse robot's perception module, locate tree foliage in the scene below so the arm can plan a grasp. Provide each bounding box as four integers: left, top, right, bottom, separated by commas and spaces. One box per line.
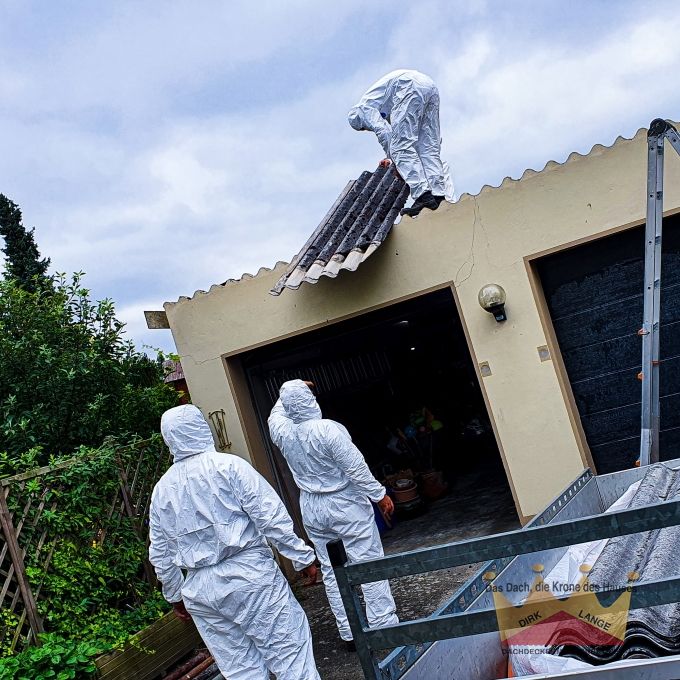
0, 439, 171, 654
0, 273, 179, 463
0, 201, 179, 677
0, 194, 50, 293
0, 438, 172, 677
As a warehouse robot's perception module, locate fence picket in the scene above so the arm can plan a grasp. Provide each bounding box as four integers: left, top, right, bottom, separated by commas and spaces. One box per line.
0, 491, 43, 647
0, 437, 170, 655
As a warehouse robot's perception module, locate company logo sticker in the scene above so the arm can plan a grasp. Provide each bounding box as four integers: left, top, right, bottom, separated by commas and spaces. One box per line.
484, 564, 635, 654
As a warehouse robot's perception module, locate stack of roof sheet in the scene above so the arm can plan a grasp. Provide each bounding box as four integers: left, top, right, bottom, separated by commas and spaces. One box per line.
270, 163, 408, 295
556, 464, 680, 664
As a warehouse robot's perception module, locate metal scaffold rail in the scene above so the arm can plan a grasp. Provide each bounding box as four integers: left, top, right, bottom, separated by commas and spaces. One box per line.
639, 119, 680, 466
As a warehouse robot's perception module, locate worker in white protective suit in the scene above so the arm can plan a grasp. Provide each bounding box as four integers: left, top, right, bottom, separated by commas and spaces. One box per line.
268, 379, 399, 647
348, 69, 453, 217
149, 404, 321, 680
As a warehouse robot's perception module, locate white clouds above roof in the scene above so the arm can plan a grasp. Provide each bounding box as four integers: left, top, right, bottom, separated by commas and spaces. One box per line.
0, 0, 678, 352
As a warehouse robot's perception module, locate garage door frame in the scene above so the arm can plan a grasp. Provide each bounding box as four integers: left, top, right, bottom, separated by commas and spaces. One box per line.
219, 282, 527, 526
524, 208, 680, 476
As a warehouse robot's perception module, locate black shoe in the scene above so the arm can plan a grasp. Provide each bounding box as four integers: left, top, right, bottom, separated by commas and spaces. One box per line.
412, 190, 433, 205
344, 640, 357, 653
400, 192, 445, 217
400, 191, 431, 216
426, 194, 446, 211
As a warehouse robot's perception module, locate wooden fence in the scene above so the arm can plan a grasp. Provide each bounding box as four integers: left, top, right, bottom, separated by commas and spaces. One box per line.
0, 438, 172, 655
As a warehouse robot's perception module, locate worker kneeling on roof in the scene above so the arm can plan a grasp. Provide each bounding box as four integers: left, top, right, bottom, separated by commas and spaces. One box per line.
348, 69, 453, 217
269, 380, 399, 648
149, 404, 321, 680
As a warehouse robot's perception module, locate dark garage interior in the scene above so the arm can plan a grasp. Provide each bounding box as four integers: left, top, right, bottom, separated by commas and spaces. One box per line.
537, 213, 680, 474
238, 288, 518, 539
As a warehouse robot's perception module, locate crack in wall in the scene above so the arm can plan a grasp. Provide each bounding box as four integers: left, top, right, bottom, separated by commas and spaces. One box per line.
454, 197, 480, 288
176, 353, 225, 367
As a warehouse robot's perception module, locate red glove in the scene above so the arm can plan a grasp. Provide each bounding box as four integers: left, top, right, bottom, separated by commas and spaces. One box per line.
379, 158, 392, 168
377, 495, 395, 520
172, 600, 192, 622
302, 564, 318, 585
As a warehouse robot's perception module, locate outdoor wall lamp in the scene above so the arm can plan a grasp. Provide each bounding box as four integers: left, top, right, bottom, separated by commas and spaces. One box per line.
208, 409, 232, 450
478, 284, 507, 322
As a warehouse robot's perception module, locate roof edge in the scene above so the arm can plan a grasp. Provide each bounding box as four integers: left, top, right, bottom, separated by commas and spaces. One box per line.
457, 126, 647, 201
167, 261, 290, 306
165, 123, 655, 307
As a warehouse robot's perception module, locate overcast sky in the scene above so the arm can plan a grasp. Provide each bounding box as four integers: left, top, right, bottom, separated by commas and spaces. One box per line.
1, 0, 679, 354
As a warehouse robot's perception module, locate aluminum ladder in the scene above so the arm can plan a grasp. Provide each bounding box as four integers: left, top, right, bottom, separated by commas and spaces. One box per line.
639, 119, 680, 466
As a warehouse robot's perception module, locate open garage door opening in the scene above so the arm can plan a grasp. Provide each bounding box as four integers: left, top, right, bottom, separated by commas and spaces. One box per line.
237, 288, 519, 549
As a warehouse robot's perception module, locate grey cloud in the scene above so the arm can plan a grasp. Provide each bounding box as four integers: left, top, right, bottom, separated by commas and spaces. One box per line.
1, 0, 679, 355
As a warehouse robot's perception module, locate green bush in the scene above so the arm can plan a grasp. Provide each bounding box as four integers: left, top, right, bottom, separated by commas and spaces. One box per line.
0, 439, 171, 669
0, 633, 102, 680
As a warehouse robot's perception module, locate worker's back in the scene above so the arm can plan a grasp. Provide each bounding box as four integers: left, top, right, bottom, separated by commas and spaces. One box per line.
150, 450, 268, 570
355, 69, 434, 115
268, 380, 354, 494
150, 405, 268, 571
268, 380, 385, 503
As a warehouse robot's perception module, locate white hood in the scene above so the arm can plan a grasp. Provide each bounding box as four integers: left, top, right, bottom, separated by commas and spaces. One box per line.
160, 404, 216, 462
279, 380, 322, 424
347, 105, 367, 131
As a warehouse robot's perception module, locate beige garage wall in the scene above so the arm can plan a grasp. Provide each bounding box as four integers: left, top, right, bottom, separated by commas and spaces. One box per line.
165, 126, 680, 522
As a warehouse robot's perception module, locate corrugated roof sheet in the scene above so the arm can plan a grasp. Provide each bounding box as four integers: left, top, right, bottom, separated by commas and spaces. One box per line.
270, 163, 408, 295
556, 464, 680, 664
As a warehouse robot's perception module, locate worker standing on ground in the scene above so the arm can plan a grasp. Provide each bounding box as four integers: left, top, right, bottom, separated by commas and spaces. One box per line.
149, 404, 321, 680
268, 379, 399, 647
348, 69, 453, 217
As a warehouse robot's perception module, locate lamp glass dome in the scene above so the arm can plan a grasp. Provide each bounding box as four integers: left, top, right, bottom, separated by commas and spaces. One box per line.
478, 284, 507, 311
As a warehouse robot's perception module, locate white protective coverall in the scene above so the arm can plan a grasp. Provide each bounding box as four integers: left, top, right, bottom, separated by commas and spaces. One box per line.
268, 380, 398, 641
149, 404, 320, 680
348, 69, 453, 201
